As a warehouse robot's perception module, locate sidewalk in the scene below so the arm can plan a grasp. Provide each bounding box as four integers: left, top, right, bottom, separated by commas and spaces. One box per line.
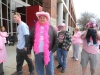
14, 50, 100, 75
4, 45, 100, 75
4, 44, 34, 75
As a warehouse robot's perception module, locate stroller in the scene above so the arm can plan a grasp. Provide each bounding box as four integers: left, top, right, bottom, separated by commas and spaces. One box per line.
7, 35, 16, 46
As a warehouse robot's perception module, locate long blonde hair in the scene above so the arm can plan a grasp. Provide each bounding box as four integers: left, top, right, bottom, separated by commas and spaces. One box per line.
75, 27, 80, 31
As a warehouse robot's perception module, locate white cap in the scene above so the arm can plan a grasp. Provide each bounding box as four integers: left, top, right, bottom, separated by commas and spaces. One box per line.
59, 23, 65, 27
89, 18, 96, 23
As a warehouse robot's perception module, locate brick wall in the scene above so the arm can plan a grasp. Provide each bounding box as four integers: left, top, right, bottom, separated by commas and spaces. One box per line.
42, 0, 51, 15
42, 0, 57, 25
43, 0, 57, 19
51, 0, 57, 19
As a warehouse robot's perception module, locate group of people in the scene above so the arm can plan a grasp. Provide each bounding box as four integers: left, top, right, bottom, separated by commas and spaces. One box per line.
0, 11, 100, 75
12, 11, 72, 75
72, 18, 100, 75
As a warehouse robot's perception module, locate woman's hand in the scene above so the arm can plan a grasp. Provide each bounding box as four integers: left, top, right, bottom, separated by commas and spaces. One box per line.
27, 54, 31, 58
24, 47, 27, 51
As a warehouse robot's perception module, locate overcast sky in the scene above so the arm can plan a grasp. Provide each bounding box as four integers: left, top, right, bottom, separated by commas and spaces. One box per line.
73, 0, 100, 19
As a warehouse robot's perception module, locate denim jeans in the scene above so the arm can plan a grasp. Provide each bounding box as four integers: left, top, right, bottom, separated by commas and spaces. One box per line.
57, 48, 68, 69
35, 51, 54, 75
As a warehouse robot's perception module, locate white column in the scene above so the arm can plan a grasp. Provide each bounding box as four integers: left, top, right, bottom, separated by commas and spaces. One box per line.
26, 0, 28, 4
57, 3, 63, 26
65, 0, 69, 8
10, 0, 13, 35
7, 0, 9, 33
65, 13, 68, 31
65, 0, 69, 31
1, 1, 2, 26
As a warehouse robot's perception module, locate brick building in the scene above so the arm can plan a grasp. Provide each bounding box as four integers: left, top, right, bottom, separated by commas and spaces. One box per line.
0, 0, 76, 35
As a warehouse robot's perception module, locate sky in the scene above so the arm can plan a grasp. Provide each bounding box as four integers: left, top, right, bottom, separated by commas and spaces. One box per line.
73, 0, 100, 19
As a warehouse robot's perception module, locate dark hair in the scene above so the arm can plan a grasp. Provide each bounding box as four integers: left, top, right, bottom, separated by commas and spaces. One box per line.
1, 26, 6, 32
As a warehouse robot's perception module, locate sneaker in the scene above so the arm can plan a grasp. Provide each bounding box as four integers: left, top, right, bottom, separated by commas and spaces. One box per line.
11, 71, 23, 75
61, 68, 65, 73
56, 65, 62, 69
88, 42, 91, 46
75, 59, 78, 61
94, 44, 98, 46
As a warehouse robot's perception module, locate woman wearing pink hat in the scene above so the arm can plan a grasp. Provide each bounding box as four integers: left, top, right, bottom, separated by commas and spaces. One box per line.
29, 11, 57, 75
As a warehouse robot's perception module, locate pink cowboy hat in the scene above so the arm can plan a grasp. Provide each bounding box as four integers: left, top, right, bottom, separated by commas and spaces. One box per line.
36, 11, 50, 21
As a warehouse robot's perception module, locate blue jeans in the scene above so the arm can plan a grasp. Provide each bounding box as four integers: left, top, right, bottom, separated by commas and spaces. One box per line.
35, 51, 54, 75
57, 48, 68, 69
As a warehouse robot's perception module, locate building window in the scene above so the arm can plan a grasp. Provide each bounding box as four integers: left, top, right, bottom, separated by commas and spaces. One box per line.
0, 0, 43, 35
28, 0, 33, 5
0, 1, 1, 17
2, 3, 7, 19
22, 0, 26, 2
2, 0, 7, 5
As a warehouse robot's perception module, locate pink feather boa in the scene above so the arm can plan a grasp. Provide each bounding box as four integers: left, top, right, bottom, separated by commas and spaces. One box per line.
33, 21, 50, 66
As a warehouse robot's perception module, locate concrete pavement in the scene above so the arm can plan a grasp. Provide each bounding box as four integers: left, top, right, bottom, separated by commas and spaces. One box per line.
4, 44, 34, 75
4, 44, 100, 75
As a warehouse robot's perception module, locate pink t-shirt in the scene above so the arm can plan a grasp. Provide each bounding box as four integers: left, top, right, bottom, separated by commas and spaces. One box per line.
82, 31, 99, 54
82, 38, 99, 54
72, 31, 83, 44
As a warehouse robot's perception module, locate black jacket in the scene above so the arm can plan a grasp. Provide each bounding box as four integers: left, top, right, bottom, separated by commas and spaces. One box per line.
57, 31, 72, 50
29, 25, 58, 52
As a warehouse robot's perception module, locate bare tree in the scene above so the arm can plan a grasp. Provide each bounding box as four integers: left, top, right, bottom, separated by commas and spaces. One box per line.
77, 12, 100, 30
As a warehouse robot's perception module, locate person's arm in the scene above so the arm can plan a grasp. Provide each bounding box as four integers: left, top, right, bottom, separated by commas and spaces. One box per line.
97, 31, 100, 40
51, 26, 58, 53
24, 35, 30, 50
21, 24, 31, 54
0, 37, 4, 50
29, 27, 35, 51
3, 32, 8, 37
65, 31, 72, 50
81, 31, 87, 39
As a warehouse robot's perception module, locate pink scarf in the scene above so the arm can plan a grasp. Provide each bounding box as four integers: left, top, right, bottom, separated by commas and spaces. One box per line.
33, 21, 50, 66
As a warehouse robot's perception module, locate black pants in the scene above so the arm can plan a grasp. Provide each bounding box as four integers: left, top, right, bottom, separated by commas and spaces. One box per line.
86, 28, 97, 44
0, 62, 4, 75
16, 48, 34, 73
